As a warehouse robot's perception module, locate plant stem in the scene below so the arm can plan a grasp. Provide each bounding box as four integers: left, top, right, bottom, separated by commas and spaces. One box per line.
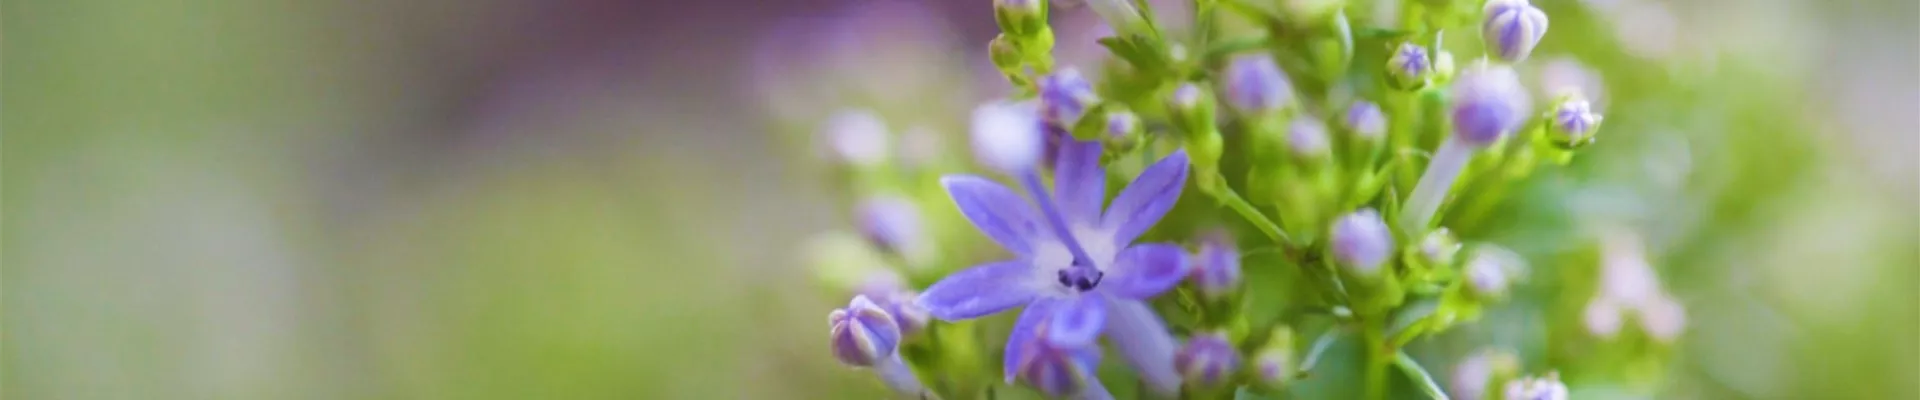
1207, 174, 1291, 243
1363, 322, 1391, 400
1400, 137, 1473, 233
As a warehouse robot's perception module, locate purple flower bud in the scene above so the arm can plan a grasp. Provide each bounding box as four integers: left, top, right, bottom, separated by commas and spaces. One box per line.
1416, 228, 1461, 267
1465, 245, 1524, 297
1221, 54, 1294, 114
1449, 63, 1531, 147
1482, 0, 1549, 62
821, 109, 890, 166
1105, 109, 1141, 140
1174, 331, 1241, 387
1040, 69, 1103, 128
1015, 335, 1106, 397
860, 284, 932, 336
1287, 117, 1332, 159
1549, 95, 1602, 143
829, 295, 902, 367
1449, 350, 1519, 400
855, 196, 927, 260
1331, 209, 1394, 275
1252, 328, 1293, 387
1502, 372, 1569, 400
1387, 43, 1431, 89
1342, 101, 1387, 141
1171, 83, 1207, 112
1189, 235, 1241, 299
972, 100, 1046, 172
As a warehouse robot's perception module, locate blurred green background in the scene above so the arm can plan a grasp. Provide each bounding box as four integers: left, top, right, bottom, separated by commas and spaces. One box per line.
4, 0, 1915, 399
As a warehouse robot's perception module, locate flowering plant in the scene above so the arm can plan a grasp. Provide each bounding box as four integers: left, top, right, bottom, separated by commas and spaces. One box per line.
796, 0, 1681, 398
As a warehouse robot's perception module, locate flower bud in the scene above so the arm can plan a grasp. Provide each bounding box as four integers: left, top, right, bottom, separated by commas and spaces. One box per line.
1464, 245, 1523, 297
1583, 298, 1625, 339
1287, 118, 1332, 160
1168, 83, 1217, 132
821, 109, 890, 167
1189, 235, 1242, 300
1416, 228, 1461, 267
1342, 101, 1387, 141
1221, 54, 1295, 114
1449, 63, 1531, 147
971, 100, 1046, 173
1331, 208, 1394, 276
1039, 69, 1102, 129
829, 295, 903, 367
1449, 350, 1520, 400
1502, 372, 1569, 400
989, 34, 1024, 72
1102, 109, 1142, 151
994, 0, 1048, 36
1252, 327, 1294, 387
1016, 337, 1105, 397
854, 196, 927, 260
1386, 43, 1431, 90
1481, 0, 1549, 63
1547, 94, 1602, 146
1174, 331, 1241, 387
1639, 295, 1687, 343
1433, 50, 1458, 82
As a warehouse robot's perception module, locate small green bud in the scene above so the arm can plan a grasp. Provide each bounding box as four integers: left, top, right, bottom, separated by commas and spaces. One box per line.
1168, 83, 1219, 137
994, 0, 1048, 36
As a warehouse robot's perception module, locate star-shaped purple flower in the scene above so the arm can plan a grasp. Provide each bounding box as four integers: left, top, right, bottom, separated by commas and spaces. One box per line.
916, 139, 1191, 394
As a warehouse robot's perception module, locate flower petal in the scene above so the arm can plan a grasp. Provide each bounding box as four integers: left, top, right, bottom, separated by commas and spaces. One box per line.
1046, 295, 1107, 347
1102, 151, 1190, 245
917, 260, 1040, 320
1053, 140, 1107, 225
943, 175, 1043, 255
1004, 299, 1058, 382
1102, 295, 1182, 396
1102, 243, 1190, 299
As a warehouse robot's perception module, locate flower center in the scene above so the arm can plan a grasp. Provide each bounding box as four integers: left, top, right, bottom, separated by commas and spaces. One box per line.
1056, 264, 1104, 292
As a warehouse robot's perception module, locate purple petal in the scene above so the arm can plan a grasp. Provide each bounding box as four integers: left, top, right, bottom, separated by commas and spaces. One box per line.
1053, 140, 1107, 225
1103, 151, 1190, 245
1102, 295, 1182, 396
1046, 295, 1107, 347
1101, 243, 1190, 299
1005, 299, 1059, 381
943, 175, 1043, 255
917, 260, 1040, 320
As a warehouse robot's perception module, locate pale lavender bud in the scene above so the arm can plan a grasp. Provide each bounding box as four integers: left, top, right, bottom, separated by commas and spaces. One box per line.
1583, 298, 1624, 339
1639, 295, 1687, 343
1502, 373, 1569, 400
1287, 118, 1332, 159
1450, 351, 1492, 400
1482, 0, 1549, 62
821, 109, 890, 166
1252, 328, 1293, 387
1040, 69, 1103, 128
1387, 43, 1431, 89
1174, 331, 1241, 387
1464, 245, 1525, 297
829, 295, 902, 367
1417, 228, 1461, 267
1343, 101, 1387, 140
971, 100, 1046, 172
1105, 110, 1141, 139
855, 196, 926, 259
1016, 337, 1107, 397
1331, 208, 1394, 275
1222, 54, 1294, 114
1189, 236, 1242, 300
1549, 95, 1602, 143
1449, 63, 1531, 147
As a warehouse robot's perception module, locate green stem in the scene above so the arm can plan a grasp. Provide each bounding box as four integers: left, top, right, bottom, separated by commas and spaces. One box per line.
1363, 322, 1391, 400
1208, 174, 1291, 243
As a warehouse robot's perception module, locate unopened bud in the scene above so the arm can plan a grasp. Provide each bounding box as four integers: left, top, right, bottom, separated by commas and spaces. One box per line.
1416, 228, 1461, 267
1189, 236, 1242, 299
1039, 69, 1102, 129
1222, 54, 1295, 114
1449, 63, 1531, 147
1502, 372, 1569, 400
1342, 101, 1387, 141
1481, 0, 1549, 63
1287, 117, 1332, 160
1386, 43, 1431, 90
1174, 331, 1241, 387
829, 295, 902, 367
1331, 209, 1394, 275
994, 0, 1049, 36
1548, 94, 1602, 146
1252, 327, 1294, 387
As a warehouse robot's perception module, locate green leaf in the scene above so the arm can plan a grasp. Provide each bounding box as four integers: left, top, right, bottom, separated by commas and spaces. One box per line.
1385, 296, 1440, 341
1394, 351, 1452, 400
1293, 329, 1341, 378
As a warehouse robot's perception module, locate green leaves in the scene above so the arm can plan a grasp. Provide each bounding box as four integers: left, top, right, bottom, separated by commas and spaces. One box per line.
1394, 351, 1452, 400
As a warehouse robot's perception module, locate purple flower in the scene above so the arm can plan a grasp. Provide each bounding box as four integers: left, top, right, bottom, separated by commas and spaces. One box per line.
1222, 54, 1294, 114
1387, 43, 1430, 89
1174, 331, 1241, 386
1549, 95, 1601, 142
1040, 69, 1103, 129
1010, 323, 1110, 398
1482, 0, 1549, 62
829, 295, 901, 367
916, 139, 1192, 394
1503, 372, 1569, 400
1331, 208, 1393, 275
1449, 63, 1531, 147
1189, 234, 1240, 299
1343, 101, 1387, 141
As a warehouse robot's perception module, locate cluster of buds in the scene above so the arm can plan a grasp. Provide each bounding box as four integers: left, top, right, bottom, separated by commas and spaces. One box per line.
790, 0, 1657, 398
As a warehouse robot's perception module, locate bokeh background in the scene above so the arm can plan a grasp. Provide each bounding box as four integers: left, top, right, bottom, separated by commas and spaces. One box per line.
5, 0, 1916, 398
